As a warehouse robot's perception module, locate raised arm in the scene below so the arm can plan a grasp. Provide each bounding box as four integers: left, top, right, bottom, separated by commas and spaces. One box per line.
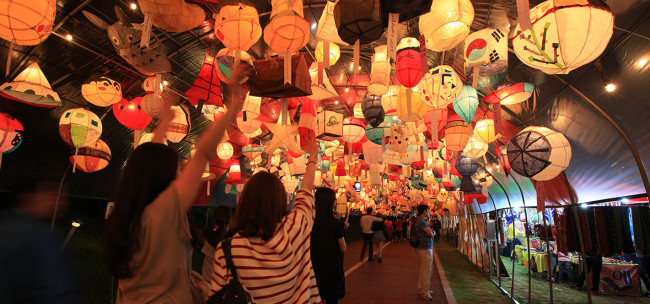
300, 137, 319, 192
175, 64, 252, 211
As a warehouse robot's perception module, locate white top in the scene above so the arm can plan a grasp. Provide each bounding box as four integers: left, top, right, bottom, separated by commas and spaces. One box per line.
360, 214, 383, 234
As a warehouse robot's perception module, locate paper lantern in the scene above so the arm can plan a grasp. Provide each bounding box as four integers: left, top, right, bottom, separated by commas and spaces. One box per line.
69, 139, 111, 173
361, 93, 385, 128
365, 124, 384, 145
214, 48, 254, 84
477, 174, 492, 187
82, 76, 122, 107
242, 144, 263, 160
482, 82, 534, 105
443, 116, 470, 152
308, 62, 339, 100
0, 0, 55, 45
455, 153, 478, 176
184, 52, 222, 106
381, 85, 400, 115
452, 85, 478, 124
437, 189, 448, 202
0, 62, 60, 107
137, 0, 205, 32
83, 8, 171, 75
335, 157, 347, 176
396, 86, 428, 122
0, 113, 23, 153
464, 27, 508, 77
417, 65, 462, 108
363, 141, 384, 164
225, 159, 244, 185
315, 40, 341, 65
512, 0, 614, 74
236, 113, 262, 137
112, 97, 152, 130
369, 163, 383, 187
214, 4, 262, 52
368, 45, 390, 95
396, 38, 423, 88
138, 133, 167, 146
334, 0, 384, 45
264, 113, 301, 154
463, 135, 488, 159
387, 125, 408, 153
506, 126, 571, 181
241, 93, 261, 120
315, 0, 348, 45
474, 119, 498, 143
263, 0, 310, 54
217, 141, 234, 159
165, 105, 190, 143
287, 154, 307, 175
423, 107, 448, 136
341, 117, 365, 143
59, 108, 102, 148
316, 110, 343, 140
353, 103, 364, 119
418, 0, 474, 51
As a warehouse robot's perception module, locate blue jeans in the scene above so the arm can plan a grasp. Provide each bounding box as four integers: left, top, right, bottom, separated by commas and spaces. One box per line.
557, 261, 573, 284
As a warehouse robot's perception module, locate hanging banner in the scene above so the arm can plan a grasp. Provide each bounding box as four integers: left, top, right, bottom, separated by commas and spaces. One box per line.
516, 0, 532, 32
141, 15, 153, 48
387, 13, 400, 61
599, 264, 642, 296
284, 51, 292, 84
353, 40, 360, 75
419, 34, 428, 74
493, 103, 504, 136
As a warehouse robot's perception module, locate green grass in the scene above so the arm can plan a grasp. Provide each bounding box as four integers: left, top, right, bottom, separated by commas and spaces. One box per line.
433, 240, 511, 303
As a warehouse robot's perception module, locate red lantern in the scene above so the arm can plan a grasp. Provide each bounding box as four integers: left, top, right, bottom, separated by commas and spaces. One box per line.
224, 159, 244, 185
113, 97, 153, 130
335, 157, 347, 176
396, 37, 423, 88
423, 107, 448, 137
341, 116, 366, 143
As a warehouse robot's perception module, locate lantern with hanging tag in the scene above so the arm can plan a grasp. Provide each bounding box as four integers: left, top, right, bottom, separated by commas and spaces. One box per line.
418, 0, 474, 51
334, 0, 384, 74
464, 27, 508, 78
224, 159, 244, 185
214, 4, 262, 52
368, 45, 390, 95
307, 62, 339, 100
396, 38, 424, 88
396, 86, 428, 122
423, 107, 448, 139
474, 119, 498, 143
341, 117, 365, 143
316, 109, 343, 140
381, 85, 400, 115
248, 54, 312, 98
59, 108, 102, 173
315, 41, 341, 65
214, 48, 254, 85
417, 65, 462, 109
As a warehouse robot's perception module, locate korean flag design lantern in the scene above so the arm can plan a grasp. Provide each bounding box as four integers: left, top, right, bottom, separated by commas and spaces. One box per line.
418, 0, 474, 51
341, 117, 365, 143
464, 28, 508, 77
264, 0, 310, 54
506, 126, 571, 181
417, 65, 462, 109
82, 76, 122, 107
368, 45, 390, 95
0, 113, 23, 154
0, 0, 55, 45
396, 38, 423, 88
69, 139, 111, 173
512, 0, 614, 75
165, 105, 191, 143
214, 4, 262, 52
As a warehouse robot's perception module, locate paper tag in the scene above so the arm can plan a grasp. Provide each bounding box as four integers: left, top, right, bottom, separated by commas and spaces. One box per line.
387, 13, 399, 61
431, 112, 438, 143
141, 15, 153, 48
284, 52, 292, 85
5, 42, 13, 77
154, 74, 162, 94
472, 68, 480, 88
493, 104, 503, 136
353, 40, 360, 75
406, 89, 412, 115
516, 0, 532, 32
318, 62, 324, 85
282, 99, 288, 125
419, 34, 428, 73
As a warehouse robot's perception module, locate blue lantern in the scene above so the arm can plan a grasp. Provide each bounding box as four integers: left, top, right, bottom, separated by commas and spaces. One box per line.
453, 85, 478, 124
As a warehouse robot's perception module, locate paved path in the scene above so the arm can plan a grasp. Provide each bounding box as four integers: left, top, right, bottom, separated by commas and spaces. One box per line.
339, 240, 450, 303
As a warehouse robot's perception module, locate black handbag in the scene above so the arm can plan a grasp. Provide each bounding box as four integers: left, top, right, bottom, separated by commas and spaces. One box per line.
206, 238, 252, 304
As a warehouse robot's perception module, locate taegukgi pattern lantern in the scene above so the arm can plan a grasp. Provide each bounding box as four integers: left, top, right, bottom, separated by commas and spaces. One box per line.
0, 0, 56, 45
0, 113, 23, 154
506, 126, 571, 181
82, 76, 122, 107
419, 0, 474, 51
396, 37, 424, 88
464, 27, 508, 77
69, 139, 111, 173
512, 0, 614, 75
417, 65, 462, 108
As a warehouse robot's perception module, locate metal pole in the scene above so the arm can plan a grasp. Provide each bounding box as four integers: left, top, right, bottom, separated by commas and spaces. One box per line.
509, 174, 532, 303
543, 207, 554, 303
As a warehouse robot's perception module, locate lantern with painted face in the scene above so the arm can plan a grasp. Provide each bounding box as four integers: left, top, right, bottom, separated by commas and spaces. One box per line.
417, 65, 462, 109
396, 37, 423, 88
464, 27, 508, 77
418, 0, 474, 51
113, 97, 152, 130
0, 0, 55, 46
82, 76, 122, 107
214, 4, 262, 52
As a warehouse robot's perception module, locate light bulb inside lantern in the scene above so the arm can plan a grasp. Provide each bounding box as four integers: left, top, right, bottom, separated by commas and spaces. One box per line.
66, 34, 73, 41
128, 104, 135, 110
311, 23, 317, 30
130, 3, 137, 10
345, 88, 349, 92
334, 100, 339, 105
638, 58, 647, 68
162, 80, 169, 86
605, 83, 616, 92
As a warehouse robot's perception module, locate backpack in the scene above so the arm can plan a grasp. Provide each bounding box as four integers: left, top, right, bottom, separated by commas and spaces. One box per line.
409, 219, 420, 248
206, 238, 252, 304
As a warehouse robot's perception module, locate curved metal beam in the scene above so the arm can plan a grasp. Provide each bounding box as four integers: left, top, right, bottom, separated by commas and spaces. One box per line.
509, 174, 532, 303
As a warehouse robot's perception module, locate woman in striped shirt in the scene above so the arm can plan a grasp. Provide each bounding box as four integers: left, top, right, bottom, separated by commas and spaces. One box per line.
210, 138, 321, 303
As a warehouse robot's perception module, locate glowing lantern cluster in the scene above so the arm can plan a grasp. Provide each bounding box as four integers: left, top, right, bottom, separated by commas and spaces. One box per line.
417, 65, 462, 108
368, 45, 390, 95
315, 41, 341, 65
165, 105, 190, 143
0, 0, 55, 45
82, 76, 122, 107
512, 0, 614, 75
0, 62, 60, 107
69, 139, 111, 173
396, 37, 423, 88
482, 82, 534, 105
506, 126, 571, 181
419, 0, 474, 51
263, 0, 310, 54
113, 97, 152, 130
341, 117, 365, 143
213, 4, 262, 52
0, 113, 23, 154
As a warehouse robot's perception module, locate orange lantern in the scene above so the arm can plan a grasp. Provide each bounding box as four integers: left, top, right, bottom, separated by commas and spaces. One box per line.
315, 40, 341, 65
263, 0, 309, 54
69, 139, 111, 173
443, 115, 470, 152
396, 86, 428, 122
214, 4, 262, 52
0, 0, 55, 45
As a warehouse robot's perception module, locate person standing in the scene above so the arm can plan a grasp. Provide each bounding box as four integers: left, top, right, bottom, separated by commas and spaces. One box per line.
555, 247, 573, 286
431, 215, 442, 242
360, 207, 382, 262
201, 205, 232, 283
415, 205, 434, 301
394, 217, 403, 242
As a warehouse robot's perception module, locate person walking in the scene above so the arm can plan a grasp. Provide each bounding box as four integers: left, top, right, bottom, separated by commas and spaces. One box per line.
415, 205, 434, 301
360, 207, 383, 262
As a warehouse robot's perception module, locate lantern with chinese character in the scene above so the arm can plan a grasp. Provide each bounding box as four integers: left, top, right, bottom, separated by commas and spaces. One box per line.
396, 86, 428, 122
474, 119, 498, 143
361, 93, 385, 128
113, 97, 152, 130
506, 126, 571, 181
368, 45, 390, 95
396, 37, 423, 88
0, 113, 23, 154
443, 115, 470, 152
334, 0, 384, 45
315, 40, 341, 65
342, 117, 365, 143
463, 135, 488, 159
69, 139, 111, 173
165, 105, 190, 143
0, 62, 60, 107
381, 85, 400, 115
0, 0, 55, 45
81, 76, 122, 107
512, 0, 614, 75
453, 85, 478, 124
418, 0, 474, 51
482, 82, 534, 105
417, 65, 462, 108
214, 4, 262, 52
264, 0, 310, 54
464, 27, 508, 77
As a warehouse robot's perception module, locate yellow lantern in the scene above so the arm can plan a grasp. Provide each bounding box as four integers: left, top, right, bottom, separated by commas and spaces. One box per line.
263, 0, 309, 54
315, 40, 340, 65
213, 4, 262, 52
81, 76, 122, 107
353, 103, 364, 119
381, 85, 400, 114
463, 135, 488, 158
217, 141, 234, 159
474, 119, 498, 143
368, 45, 390, 96
0, 0, 55, 46
419, 0, 474, 51
396, 86, 428, 122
